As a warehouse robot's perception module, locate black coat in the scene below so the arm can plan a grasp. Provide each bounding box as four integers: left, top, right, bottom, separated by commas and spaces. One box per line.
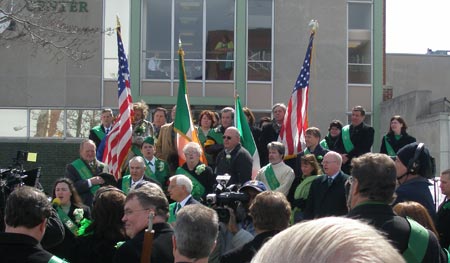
215, 144, 253, 186
114, 222, 174, 263
258, 121, 281, 166
379, 132, 416, 155
0, 233, 59, 263
348, 202, 446, 263
303, 172, 349, 219
220, 230, 279, 263
336, 122, 374, 174
48, 204, 91, 262
437, 199, 450, 249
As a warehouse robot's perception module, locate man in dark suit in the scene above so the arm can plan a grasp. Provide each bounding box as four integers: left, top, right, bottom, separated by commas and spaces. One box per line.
258, 103, 286, 167
66, 139, 106, 207
114, 186, 173, 263
89, 108, 114, 148
117, 156, 160, 194
167, 174, 201, 224
347, 153, 446, 263
304, 151, 349, 219
215, 127, 253, 186
337, 105, 374, 174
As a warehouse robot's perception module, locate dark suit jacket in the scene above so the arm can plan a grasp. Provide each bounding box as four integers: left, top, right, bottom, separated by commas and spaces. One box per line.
184, 196, 201, 206
304, 172, 349, 219
114, 223, 174, 263
258, 121, 281, 166
89, 125, 107, 147
379, 132, 416, 155
117, 175, 161, 192
65, 159, 105, 207
215, 144, 253, 186
336, 122, 374, 173
348, 203, 446, 263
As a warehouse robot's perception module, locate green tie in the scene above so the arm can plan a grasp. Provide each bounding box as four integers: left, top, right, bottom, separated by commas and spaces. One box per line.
176, 203, 182, 213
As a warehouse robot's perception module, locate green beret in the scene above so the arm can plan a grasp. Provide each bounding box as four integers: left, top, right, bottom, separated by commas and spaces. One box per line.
143, 136, 155, 145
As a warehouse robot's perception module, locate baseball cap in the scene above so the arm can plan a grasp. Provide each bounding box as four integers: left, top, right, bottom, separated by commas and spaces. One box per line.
239, 180, 267, 193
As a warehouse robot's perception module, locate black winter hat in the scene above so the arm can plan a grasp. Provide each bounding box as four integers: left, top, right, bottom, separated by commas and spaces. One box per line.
396, 142, 433, 178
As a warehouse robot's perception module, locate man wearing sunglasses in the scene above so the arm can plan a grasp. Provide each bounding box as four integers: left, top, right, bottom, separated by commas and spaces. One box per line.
215, 127, 253, 186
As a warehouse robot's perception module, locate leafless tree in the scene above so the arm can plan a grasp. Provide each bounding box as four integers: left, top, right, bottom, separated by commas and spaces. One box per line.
0, 0, 100, 62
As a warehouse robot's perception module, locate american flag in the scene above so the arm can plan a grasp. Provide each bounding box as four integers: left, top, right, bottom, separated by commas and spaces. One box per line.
279, 31, 315, 157
102, 22, 133, 179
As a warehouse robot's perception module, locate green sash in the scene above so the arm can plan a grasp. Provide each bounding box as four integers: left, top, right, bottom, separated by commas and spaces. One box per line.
341, 125, 354, 153
175, 167, 205, 199
262, 164, 280, 190
144, 159, 169, 186
168, 202, 177, 223
384, 135, 396, 157
403, 217, 429, 263
91, 125, 106, 141
48, 255, 68, 263
121, 175, 132, 194
71, 159, 99, 195
320, 138, 329, 150
56, 206, 79, 237
303, 148, 311, 154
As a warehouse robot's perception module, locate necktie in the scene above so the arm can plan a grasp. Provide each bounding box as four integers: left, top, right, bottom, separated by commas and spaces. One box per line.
176, 203, 182, 213
327, 177, 333, 187
148, 161, 154, 166
106, 127, 110, 134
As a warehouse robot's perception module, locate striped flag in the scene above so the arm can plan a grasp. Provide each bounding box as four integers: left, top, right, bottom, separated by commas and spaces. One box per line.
235, 94, 260, 179
102, 19, 133, 179
173, 42, 206, 165
279, 27, 315, 157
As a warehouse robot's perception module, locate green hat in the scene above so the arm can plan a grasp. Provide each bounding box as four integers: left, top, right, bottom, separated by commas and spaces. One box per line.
143, 136, 155, 145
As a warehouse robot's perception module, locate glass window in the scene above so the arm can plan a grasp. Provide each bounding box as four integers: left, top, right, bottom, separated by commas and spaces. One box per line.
248, 0, 272, 81
206, 0, 235, 80
348, 3, 372, 30
66, 110, 102, 138
30, 109, 65, 138
144, 0, 171, 80
0, 109, 27, 137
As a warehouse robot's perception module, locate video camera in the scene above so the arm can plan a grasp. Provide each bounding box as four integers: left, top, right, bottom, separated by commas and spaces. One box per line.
206, 174, 249, 224
1, 150, 41, 196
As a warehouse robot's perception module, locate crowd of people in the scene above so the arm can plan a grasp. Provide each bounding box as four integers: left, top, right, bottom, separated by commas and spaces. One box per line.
1, 101, 449, 263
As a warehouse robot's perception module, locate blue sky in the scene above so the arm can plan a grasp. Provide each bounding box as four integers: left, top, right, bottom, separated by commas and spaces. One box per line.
386, 0, 450, 54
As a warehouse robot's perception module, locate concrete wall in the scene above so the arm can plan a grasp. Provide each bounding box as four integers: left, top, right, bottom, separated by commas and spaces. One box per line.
380, 90, 450, 175
274, 0, 348, 135
386, 54, 450, 101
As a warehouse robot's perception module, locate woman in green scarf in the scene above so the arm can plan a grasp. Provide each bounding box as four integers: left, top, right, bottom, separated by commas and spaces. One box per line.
380, 115, 416, 157
291, 154, 322, 223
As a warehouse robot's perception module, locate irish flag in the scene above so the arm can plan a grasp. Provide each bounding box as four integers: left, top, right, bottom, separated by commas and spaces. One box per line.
235, 94, 260, 178
173, 41, 206, 165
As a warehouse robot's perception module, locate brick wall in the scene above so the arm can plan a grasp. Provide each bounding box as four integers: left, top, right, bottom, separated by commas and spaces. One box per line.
0, 141, 80, 193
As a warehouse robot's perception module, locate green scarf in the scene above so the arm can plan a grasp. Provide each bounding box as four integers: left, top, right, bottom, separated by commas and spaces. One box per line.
56, 206, 79, 237
384, 135, 396, 157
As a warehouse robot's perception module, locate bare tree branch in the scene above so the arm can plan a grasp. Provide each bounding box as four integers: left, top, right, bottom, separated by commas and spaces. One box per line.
0, 0, 101, 63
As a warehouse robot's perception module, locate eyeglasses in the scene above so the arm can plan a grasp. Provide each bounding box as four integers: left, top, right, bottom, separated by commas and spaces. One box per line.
123, 208, 150, 216
222, 136, 232, 140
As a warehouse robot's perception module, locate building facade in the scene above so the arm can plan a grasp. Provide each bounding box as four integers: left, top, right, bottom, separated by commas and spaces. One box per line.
0, 0, 384, 187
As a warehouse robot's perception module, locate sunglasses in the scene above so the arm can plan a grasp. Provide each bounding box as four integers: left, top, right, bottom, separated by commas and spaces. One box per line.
222, 136, 232, 140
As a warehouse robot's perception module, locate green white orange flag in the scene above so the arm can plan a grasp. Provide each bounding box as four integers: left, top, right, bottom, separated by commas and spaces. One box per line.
173, 41, 207, 165
235, 94, 260, 179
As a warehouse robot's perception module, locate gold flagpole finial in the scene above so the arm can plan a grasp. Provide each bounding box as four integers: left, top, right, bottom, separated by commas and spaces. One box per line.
116, 15, 121, 31
309, 19, 319, 33
178, 37, 182, 49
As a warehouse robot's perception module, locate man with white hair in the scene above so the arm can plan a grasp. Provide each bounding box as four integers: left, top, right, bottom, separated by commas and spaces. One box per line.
215, 127, 253, 186
117, 156, 160, 194
167, 174, 201, 224
304, 151, 349, 219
